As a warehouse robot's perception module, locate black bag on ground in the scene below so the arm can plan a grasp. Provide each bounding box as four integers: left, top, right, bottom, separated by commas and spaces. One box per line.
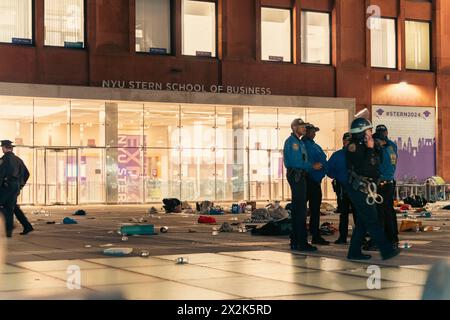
162, 198, 182, 213
251, 218, 292, 236
403, 195, 428, 208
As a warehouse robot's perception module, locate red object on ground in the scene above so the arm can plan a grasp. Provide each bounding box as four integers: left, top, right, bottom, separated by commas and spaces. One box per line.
198, 216, 217, 224
400, 204, 412, 211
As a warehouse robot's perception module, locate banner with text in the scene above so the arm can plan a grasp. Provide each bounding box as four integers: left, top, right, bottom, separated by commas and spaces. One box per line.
372, 105, 436, 183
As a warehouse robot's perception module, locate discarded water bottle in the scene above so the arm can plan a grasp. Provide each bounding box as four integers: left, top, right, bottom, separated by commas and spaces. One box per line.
175, 257, 189, 264
160, 226, 169, 233
140, 250, 150, 257
121, 235, 129, 242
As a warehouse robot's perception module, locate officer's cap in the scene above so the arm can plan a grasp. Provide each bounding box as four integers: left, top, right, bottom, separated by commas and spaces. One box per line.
306, 124, 320, 132
376, 125, 388, 132
1, 140, 14, 148
291, 118, 309, 130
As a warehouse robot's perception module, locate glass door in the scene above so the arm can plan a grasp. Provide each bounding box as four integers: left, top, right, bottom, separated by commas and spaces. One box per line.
35, 148, 78, 205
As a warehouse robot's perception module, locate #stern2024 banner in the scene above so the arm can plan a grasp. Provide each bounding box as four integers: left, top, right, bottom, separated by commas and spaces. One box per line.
372, 105, 436, 183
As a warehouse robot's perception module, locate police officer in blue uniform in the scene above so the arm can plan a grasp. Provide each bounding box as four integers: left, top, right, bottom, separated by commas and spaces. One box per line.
284, 119, 323, 252
0, 140, 32, 238
327, 132, 357, 244
345, 119, 400, 260
302, 124, 329, 245
374, 126, 399, 247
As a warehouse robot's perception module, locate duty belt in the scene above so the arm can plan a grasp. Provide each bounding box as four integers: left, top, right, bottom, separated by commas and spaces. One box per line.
287, 168, 307, 183
349, 171, 384, 205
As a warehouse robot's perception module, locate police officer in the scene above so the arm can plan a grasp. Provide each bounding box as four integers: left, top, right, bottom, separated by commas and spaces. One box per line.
284, 119, 323, 252
373, 127, 399, 247
345, 119, 400, 260
327, 132, 357, 244
0, 140, 32, 238
302, 124, 329, 245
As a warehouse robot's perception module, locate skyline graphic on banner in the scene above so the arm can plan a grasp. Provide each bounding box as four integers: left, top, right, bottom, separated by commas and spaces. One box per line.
372, 105, 436, 183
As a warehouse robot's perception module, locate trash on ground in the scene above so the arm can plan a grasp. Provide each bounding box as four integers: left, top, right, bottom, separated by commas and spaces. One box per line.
423, 226, 434, 232
163, 198, 182, 213
198, 216, 217, 224
103, 248, 133, 256
433, 227, 441, 231
197, 201, 214, 214
401, 242, 412, 249
417, 211, 432, 218
121, 236, 129, 242
208, 206, 225, 215
400, 204, 412, 211
175, 257, 189, 264
219, 222, 234, 232
160, 226, 169, 233
73, 209, 87, 216
63, 217, 78, 225
266, 202, 289, 220
399, 219, 422, 232
320, 222, 337, 235
183, 208, 195, 214
212, 231, 219, 236
443, 205, 450, 210
403, 195, 428, 208
251, 218, 291, 236
84, 245, 92, 248
46, 221, 56, 225
120, 224, 156, 236
99, 244, 114, 247
107, 231, 114, 234
231, 203, 241, 214
181, 201, 192, 210
188, 229, 197, 233
251, 208, 270, 221
139, 250, 150, 257
148, 207, 159, 215
320, 202, 336, 212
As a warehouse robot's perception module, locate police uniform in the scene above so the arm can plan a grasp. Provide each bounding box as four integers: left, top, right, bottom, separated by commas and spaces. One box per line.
345, 118, 400, 260
302, 128, 329, 245
327, 133, 357, 243
0, 140, 31, 237
374, 133, 399, 245
283, 128, 315, 251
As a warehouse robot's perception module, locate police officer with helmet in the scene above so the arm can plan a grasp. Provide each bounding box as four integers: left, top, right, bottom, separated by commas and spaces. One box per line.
283, 119, 323, 252
0, 140, 32, 238
345, 118, 400, 260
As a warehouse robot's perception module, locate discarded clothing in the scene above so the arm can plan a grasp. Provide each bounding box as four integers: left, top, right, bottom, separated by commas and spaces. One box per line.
197, 201, 214, 214
198, 216, 217, 224
251, 208, 270, 221
163, 198, 182, 213
103, 248, 133, 256
63, 217, 78, 225
219, 222, 234, 232
73, 209, 87, 216
443, 205, 450, 210
251, 218, 292, 236
403, 195, 428, 208
319, 222, 337, 236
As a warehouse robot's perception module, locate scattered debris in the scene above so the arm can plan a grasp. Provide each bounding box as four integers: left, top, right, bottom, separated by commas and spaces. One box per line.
175, 257, 189, 264
212, 230, 219, 236
320, 222, 337, 235
103, 248, 133, 256
219, 222, 234, 232
188, 229, 197, 233
198, 216, 217, 224
231, 204, 241, 214
320, 202, 336, 212
140, 250, 150, 257
163, 198, 182, 213
208, 206, 225, 215
417, 211, 432, 218
251, 218, 292, 236
399, 220, 422, 232
148, 207, 159, 215
73, 210, 87, 216
266, 202, 289, 220
181, 201, 192, 210
251, 208, 270, 221
121, 236, 129, 242
84, 245, 92, 248
107, 231, 114, 234
120, 224, 156, 236
443, 205, 450, 210
160, 226, 169, 233
197, 201, 214, 213
100, 244, 114, 248
63, 217, 78, 225
183, 208, 195, 214
46, 221, 56, 225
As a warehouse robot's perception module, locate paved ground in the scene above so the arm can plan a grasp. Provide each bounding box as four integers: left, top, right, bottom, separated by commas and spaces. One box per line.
1, 203, 450, 300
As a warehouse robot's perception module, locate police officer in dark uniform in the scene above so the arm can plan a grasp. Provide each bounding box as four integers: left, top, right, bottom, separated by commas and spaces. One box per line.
373, 126, 399, 247
0, 140, 32, 238
302, 124, 329, 245
327, 132, 357, 244
345, 119, 400, 260
284, 119, 323, 252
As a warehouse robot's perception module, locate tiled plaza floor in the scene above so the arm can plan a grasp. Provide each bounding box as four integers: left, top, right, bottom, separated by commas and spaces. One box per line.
0, 204, 449, 300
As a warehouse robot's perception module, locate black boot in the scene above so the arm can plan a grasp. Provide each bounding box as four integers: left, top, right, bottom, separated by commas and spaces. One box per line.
20, 226, 34, 235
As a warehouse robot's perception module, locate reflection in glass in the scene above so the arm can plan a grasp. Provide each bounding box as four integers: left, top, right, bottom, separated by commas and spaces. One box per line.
0, 96, 33, 146
144, 104, 179, 148
79, 148, 105, 203
34, 99, 70, 147
71, 100, 105, 147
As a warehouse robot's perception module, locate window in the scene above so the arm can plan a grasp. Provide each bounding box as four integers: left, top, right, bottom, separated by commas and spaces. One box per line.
0, 0, 33, 44
301, 11, 330, 64
136, 0, 171, 54
44, 0, 84, 48
406, 20, 430, 70
261, 7, 291, 62
370, 17, 396, 68
182, 0, 216, 57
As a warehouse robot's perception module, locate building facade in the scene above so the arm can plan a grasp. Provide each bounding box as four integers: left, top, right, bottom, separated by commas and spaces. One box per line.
0, 0, 448, 205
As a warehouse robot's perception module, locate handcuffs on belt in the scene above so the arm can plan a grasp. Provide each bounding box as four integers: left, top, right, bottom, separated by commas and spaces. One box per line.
366, 182, 384, 205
